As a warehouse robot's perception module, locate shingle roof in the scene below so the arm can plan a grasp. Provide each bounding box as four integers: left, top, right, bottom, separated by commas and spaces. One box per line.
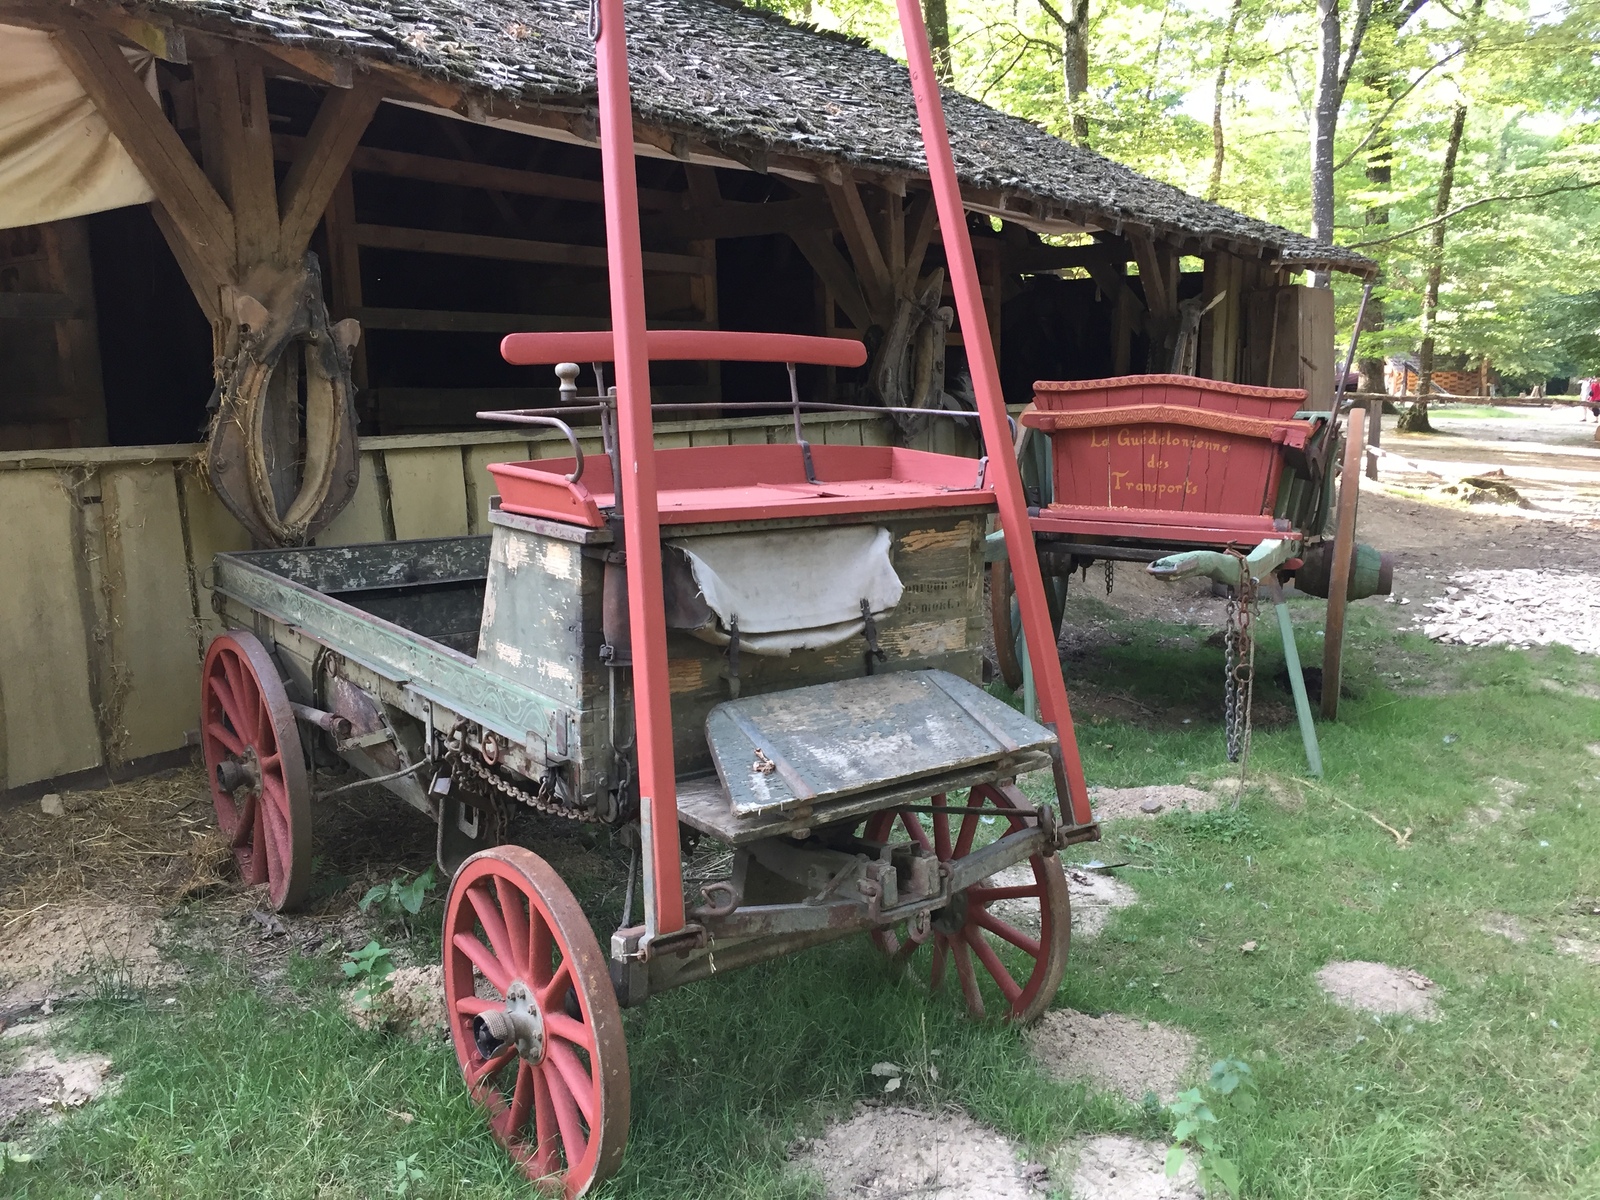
138, 0, 1374, 273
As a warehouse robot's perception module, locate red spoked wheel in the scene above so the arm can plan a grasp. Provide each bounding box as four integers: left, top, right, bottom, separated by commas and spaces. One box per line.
865, 783, 1069, 1023
199, 630, 312, 911
444, 846, 630, 1198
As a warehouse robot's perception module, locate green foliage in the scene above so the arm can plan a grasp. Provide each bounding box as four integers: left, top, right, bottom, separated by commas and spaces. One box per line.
391, 1153, 426, 1197
1165, 1059, 1256, 1196
0, 1144, 34, 1175
342, 939, 397, 1010
774, 0, 1600, 379
360, 866, 438, 923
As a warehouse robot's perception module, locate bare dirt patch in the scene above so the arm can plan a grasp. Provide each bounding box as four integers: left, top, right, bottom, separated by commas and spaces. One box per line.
1480, 914, 1529, 943
1316, 961, 1440, 1020
985, 865, 1136, 940
1413, 569, 1600, 654
0, 1020, 114, 1130
1058, 1135, 1202, 1200
1555, 937, 1600, 966
1026, 1010, 1196, 1103
790, 1105, 1049, 1198
0, 903, 174, 1012
1091, 785, 1218, 822
347, 965, 447, 1037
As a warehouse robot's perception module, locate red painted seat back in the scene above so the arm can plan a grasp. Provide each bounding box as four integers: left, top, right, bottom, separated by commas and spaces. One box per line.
1024, 375, 1314, 522
502, 329, 867, 368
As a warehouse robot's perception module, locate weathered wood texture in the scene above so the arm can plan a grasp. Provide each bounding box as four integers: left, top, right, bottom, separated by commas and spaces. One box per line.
477, 503, 989, 794
0, 409, 914, 792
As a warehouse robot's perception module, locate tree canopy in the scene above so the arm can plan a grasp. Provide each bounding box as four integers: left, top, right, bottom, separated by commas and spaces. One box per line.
760, 0, 1600, 385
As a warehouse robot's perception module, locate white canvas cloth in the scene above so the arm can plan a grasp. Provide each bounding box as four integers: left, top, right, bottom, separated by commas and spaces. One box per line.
667, 526, 902, 656
0, 25, 156, 230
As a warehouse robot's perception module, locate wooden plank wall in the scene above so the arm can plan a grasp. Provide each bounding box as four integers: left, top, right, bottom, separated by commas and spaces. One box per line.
0, 408, 955, 793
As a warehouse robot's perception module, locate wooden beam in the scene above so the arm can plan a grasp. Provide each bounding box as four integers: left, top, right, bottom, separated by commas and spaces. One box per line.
789, 230, 873, 331
354, 308, 712, 333
150, 203, 222, 323
824, 175, 893, 315
272, 136, 681, 210
0, 293, 82, 320
365, 59, 462, 110
278, 84, 383, 261
52, 28, 234, 280
1128, 229, 1174, 321
256, 43, 352, 88
1005, 241, 1132, 274
352, 224, 711, 274
193, 54, 277, 269
645, 198, 833, 242
98, 12, 186, 63
901, 191, 938, 294
323, 171, 367, 389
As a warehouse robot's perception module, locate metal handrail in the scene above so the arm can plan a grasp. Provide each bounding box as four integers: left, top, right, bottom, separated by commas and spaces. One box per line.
473, 411, 585, 483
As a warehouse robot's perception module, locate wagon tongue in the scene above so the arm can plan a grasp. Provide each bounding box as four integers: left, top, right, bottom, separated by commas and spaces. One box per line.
706, 669, 1057, 817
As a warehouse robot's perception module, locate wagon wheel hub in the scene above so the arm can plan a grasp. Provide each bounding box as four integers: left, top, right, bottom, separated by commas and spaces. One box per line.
215, 746, 261, 796
930, 889, 970, 937
473, 979, 546, 1064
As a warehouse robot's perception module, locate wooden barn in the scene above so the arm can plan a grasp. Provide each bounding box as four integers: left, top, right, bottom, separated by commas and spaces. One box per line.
0, 0, 1373, 798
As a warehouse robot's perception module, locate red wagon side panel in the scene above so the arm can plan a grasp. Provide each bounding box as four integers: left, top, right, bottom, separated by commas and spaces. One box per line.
1026, 375, 1317, 541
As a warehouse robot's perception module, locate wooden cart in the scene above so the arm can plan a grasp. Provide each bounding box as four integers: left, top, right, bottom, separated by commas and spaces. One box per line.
991, 374, 1392, 771
196, 0, 1094, 1191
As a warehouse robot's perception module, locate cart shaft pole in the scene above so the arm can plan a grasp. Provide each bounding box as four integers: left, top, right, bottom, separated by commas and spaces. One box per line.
891, 0, 1092, 827
595, 0, 685, 935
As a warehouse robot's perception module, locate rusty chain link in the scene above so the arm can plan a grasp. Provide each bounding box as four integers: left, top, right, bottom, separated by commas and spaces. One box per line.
1223, 548, 1257, 773
445, 739, 602, 823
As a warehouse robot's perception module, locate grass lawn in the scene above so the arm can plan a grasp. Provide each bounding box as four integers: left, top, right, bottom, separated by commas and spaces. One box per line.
5, 600, 1599, 1199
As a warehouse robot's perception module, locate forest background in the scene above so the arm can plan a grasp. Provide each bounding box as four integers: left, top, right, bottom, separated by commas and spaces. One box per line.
757, 0, 1600, 391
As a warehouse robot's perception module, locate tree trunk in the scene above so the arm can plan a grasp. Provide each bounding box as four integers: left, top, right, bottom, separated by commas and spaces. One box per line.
1060, 0, 1091, 144
1399, 103, 1467, 434
1356, 69, 1395, 392
1207, 0, 1244, 201
923, 0, 954, 83
1308, 0, 1342, 284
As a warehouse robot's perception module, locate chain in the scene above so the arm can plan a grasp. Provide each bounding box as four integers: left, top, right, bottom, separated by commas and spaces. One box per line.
446, 742, 601, 823
1223, 549, 1258, 776
1104, 560, 1115, 595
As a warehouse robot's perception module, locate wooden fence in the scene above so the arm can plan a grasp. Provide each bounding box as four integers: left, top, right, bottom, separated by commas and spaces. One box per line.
0, 408, 973, 795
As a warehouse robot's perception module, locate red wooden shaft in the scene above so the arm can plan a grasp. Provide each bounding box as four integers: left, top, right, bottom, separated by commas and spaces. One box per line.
502, 329, 868, 368
889, 0, 1092, 827
594, 0, 685, 934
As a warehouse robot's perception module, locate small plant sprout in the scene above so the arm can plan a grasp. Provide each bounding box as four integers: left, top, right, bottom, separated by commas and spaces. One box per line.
343, 940, 397, 1010
1165, 1058, 1256, 1197
391, 1153, 425, 1197
360, 866, 438, 926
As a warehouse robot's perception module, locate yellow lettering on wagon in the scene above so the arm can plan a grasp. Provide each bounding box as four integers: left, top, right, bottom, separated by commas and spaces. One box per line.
1103, 426, 1231, 455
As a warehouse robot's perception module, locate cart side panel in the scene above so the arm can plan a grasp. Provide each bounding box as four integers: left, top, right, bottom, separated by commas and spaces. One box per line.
659, 508, 986, 775
477, 521, 612, 798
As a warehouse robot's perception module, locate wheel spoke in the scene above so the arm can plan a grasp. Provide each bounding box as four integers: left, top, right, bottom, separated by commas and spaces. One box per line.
929, 936, 949, 990
453, 931, 513, 995
971, 908, 1043, 957
207, 720, 244, 756
229, 792, 257, 848
211, 676, 249, 742
546, 1039, 596, 1127
545, 1060, 590, 1170
952, 937, 986, 1017
933, 800, 952, 860
538, 960, 574, 1014
968, 884, 1044, 904
544, 1010, 596, 1053
504, 1061, 535, 1140
468, 884, 519, 982
898, 809, 932, 851
454, 994, 496, 1016
495, 875, 532, 977
532, 1060, 559, 1176
965, 925, 1024, 1005
530, 918, 555, 989
953, 808, 981, 858
468, 1046, 515, 1088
